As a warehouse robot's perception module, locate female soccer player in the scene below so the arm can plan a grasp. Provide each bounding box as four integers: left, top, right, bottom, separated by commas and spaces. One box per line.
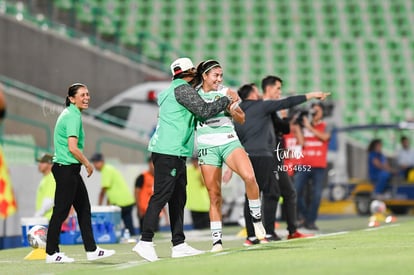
193, 60, 265, 252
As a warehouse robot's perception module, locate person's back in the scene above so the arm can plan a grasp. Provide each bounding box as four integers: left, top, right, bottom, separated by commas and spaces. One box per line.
35, 154, 56, 220
368, 150, 386, 181
135, 158, 158, 230
135, 170, 154, 217
148, 78, 196, 157
100, 164, 135, 206
91, 153, 135, 235
396, 136, 414, 180
185, 158, 210, 229
367, 139, 394, 196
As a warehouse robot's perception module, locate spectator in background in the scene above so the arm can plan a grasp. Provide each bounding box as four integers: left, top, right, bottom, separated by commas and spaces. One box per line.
91, 152, 136, 236
135, 157, 167, 232
35, 153, 76, 231
34, 153, 56, 219
396, 136, 414, 181
368, 139, 396, 197
294, 102, 331, 231
282, 114, 305, 179
185, 157, 210, 230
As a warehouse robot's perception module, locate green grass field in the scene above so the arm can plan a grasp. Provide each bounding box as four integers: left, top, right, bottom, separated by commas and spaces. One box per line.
1, 215, 413, 275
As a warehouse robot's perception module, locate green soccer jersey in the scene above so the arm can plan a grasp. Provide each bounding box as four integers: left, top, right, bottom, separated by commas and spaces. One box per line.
53, 104, 84, 164
148, 79, 196, 157
196, 87, 238, 149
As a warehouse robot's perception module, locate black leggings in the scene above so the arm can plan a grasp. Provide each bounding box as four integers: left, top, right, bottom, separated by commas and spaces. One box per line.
46, 163, 97, 255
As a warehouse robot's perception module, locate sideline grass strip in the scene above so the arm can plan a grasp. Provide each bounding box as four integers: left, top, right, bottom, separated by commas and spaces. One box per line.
0, 216, 413, 275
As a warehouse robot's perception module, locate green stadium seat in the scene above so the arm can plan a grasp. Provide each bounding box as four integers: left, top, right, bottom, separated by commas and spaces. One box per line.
321, 3, 341, 37
96, 17, 118, 36
95, 1, 123, 36
54, 0, 73, 10
389, 2, 412, 37
344, 1, 364, 37
367, 2, 391, 37
75, 0, 98, 24
100, 0, 122, 20
21, 0, 408, 145
119, 27, 139, 47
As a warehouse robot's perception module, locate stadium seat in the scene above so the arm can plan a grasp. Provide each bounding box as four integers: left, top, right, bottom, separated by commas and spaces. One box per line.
11, 0, 409, 144
75, 0, 98, 24
54, 0, 73, 10
96, 0, 122, 37
343, 1, 364, 37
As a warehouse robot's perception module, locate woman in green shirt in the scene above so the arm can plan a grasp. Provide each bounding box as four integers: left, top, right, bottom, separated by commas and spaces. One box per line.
46, 83, 115, 263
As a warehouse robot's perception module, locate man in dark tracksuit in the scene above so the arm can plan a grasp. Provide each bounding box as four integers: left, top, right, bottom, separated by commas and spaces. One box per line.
262, 75, 314, 239
269, 106, 313, 239
235, 77, 328, 243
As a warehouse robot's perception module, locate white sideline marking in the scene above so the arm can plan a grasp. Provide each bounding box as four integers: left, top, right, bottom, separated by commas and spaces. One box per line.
103, 225, 403, 271
112, 260, 149, 270
313, 231, 349, 238
364, 223, 400, 231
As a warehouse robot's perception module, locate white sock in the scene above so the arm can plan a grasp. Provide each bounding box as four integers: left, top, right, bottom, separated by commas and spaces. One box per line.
210, 221, 222, 245
248, 199, 262, 220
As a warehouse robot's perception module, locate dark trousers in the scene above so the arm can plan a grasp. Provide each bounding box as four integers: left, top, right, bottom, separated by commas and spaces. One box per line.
244, 156, 280, 238
275, 158, 298, 234
190, 211, 210, 229
141, 153, 187, 246
294, 168, 326, 225
46, 164, 96, 255
139, 215, 160, 233
121, 204, 135, 235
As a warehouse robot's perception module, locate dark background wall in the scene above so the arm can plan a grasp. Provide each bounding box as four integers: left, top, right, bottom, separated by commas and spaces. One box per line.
0, 14, 169, 108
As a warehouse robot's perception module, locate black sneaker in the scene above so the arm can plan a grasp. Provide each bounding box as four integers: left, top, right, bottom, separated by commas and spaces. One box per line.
265, 234, 282, 242
304, 223, 319, 231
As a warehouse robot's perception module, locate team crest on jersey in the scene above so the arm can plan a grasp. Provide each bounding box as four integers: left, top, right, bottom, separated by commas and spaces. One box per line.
214, 95, 221, 101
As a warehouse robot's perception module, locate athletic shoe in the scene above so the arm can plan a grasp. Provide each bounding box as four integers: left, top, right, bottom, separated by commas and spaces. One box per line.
211, 243, 224, 252
265, 233, 282, 242
132, 241, 159, 262
304, 223, 319, 231
253, 220, 266, 240
287, 231, 314, 239
46, 252, 75, 263
86, 246, 115, 261
171, 243, 204, 258
296, 219, 305, 228
243, 238, 268, 246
